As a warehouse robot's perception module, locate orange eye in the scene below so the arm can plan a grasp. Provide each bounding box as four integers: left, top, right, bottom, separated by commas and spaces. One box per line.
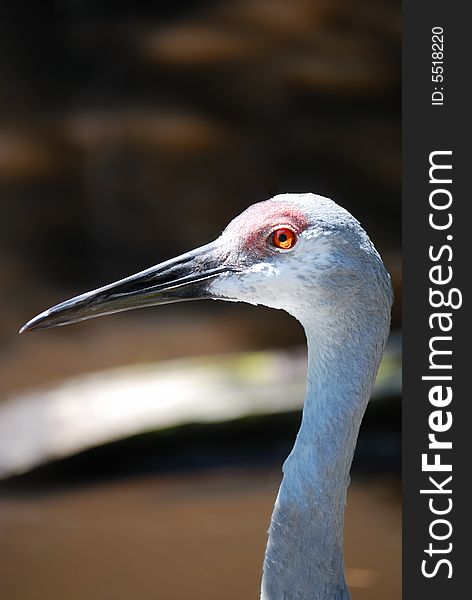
272, 228, 297, 250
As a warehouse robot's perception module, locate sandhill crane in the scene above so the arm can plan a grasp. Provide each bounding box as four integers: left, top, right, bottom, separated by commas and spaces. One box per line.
21, 193, 392, 600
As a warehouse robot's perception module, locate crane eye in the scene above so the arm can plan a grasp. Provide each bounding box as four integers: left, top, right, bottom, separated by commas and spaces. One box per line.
271, 228, 297, 250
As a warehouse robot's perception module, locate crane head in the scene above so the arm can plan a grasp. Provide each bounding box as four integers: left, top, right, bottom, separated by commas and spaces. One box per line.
20, 193, 391, 334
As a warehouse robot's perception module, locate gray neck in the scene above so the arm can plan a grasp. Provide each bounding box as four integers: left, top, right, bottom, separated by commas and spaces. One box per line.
260, 311, 389, 600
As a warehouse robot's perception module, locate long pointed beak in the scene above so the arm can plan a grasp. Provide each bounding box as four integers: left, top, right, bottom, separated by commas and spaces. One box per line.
20, 241, 234, 334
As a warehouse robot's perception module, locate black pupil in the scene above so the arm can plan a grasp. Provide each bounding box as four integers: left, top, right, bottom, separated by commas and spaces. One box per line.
278, 233, 288, 242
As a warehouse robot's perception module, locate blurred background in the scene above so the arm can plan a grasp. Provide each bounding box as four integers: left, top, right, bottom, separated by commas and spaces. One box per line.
0, 1, 401, 599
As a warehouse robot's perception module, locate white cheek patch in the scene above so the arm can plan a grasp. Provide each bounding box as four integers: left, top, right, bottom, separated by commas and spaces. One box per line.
209, 261, 307, 315
208, 277, 259, 306
247, 262, 279, 276
209, 262, 279, 305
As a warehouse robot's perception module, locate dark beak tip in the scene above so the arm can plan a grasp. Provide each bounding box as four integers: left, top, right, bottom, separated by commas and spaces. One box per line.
19, 320, 36, 335
19, 312, 50, 335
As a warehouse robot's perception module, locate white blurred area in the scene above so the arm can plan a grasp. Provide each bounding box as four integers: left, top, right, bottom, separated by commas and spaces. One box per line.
0, 336, 400, 479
